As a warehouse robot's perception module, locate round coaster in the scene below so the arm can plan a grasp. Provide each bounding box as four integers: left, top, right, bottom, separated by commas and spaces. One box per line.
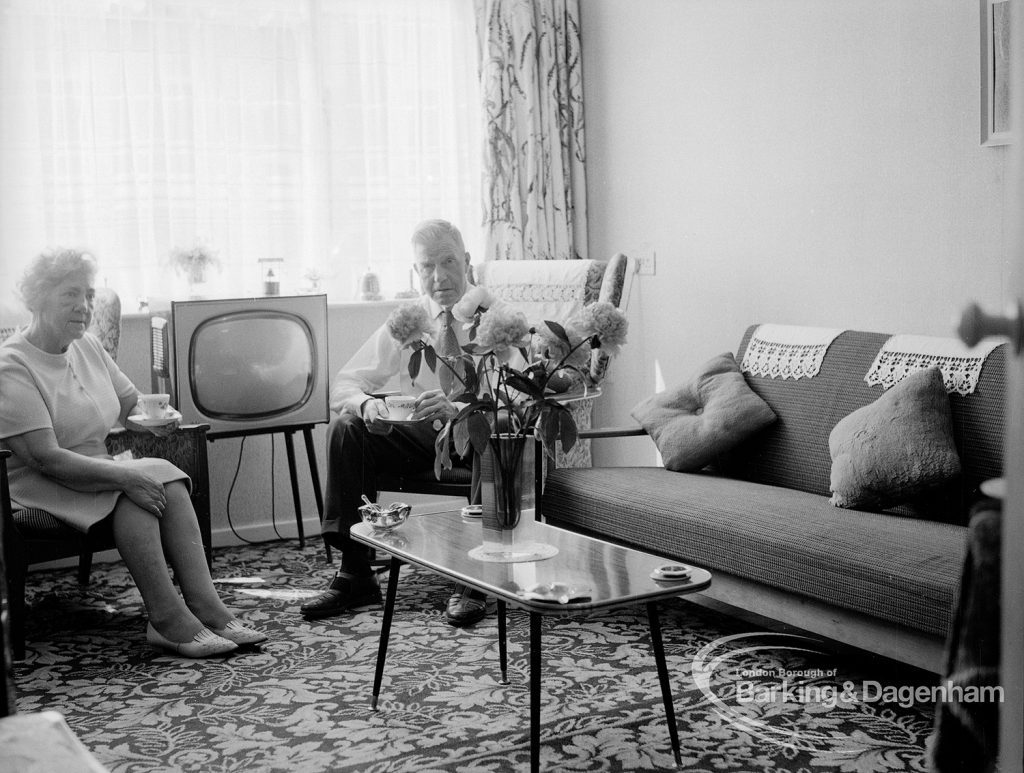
468, 542, 559, 563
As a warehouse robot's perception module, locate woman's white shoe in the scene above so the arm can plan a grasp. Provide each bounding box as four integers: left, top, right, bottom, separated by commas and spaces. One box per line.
210, 619, 268, 646
146, 622, 238, 657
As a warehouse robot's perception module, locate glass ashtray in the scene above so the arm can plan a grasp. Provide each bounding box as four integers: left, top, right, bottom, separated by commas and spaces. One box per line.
518, 582, 591, 604
358, 502, 411, 533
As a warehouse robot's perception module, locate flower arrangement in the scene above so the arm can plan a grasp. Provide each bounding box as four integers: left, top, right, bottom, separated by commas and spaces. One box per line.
384, 291, 629, 477
168, 243, 220, 285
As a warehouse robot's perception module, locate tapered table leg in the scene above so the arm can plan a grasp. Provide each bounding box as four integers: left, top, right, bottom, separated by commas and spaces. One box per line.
530, 611, 541, 773
370, 559, 403, 711
497, 600, 509, 684
647, 602, 681, 768
283, 431, 305, 548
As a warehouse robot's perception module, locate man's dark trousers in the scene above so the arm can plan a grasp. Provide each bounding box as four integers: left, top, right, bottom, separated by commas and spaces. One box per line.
320, 412, 477, 571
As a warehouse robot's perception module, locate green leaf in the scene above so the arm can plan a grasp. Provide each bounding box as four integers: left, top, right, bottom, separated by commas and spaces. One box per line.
467, 412, 492, 456
408, 348, 422, 381
504, 371, 545, 400
537, 412, 559, 460
450, 400, 486, 424
558, 409, 578, 452
424, 346, 437, 372
544, 320, 571, 344
434, 423, 453, 476
452, 419, 472, 458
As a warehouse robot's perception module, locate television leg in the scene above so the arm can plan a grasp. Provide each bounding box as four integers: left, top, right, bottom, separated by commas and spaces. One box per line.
302, 427, 331, 563
283, 431, 306, 548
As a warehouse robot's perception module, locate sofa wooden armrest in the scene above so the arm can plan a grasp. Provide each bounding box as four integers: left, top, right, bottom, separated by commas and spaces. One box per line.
577, 426, 648, 440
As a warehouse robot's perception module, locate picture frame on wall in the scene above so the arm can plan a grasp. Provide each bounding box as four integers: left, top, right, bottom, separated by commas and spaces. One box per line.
981, 0, 1012, 146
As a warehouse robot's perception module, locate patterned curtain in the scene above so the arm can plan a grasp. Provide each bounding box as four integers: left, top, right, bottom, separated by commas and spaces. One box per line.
475, 0, 587, 261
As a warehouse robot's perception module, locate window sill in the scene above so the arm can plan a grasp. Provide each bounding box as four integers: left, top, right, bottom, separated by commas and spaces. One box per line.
122, 296, 406, 320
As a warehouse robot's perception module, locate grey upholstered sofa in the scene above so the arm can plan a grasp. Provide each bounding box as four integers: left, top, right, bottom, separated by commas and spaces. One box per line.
541, 326, 1005, 672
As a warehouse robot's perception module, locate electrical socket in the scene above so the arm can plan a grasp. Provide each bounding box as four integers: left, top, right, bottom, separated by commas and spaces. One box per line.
637, 252, 657, 275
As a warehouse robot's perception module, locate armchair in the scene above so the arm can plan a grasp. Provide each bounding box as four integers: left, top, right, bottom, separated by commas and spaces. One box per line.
474, 253, 629, 468
0, 291, 212, 660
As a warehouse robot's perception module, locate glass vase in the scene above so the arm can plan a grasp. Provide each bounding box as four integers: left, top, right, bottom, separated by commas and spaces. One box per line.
471, 432, 556, 563
487, 433, 528, 530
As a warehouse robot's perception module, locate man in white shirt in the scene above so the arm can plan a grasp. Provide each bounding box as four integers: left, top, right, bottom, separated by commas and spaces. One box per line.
300, 219, 493, 626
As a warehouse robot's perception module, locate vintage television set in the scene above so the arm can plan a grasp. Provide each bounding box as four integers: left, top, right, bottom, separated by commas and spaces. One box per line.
151, 294, 330, 548
151, 294, 329, 437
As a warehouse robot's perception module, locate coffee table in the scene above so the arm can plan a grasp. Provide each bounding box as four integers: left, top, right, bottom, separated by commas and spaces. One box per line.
351, 512, 712, 771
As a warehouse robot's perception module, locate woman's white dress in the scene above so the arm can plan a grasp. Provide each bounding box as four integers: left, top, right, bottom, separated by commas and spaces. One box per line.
0, 329, 188, 532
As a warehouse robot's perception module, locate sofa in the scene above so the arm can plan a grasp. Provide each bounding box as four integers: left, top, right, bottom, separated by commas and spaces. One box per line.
541, 325, 1005, 673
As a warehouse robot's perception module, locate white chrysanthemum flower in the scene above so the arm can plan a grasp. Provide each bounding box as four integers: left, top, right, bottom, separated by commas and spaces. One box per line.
570, 302, 629, 356
476, 306, 531, 357
451, 286, 495, 323
386, 303, 434, 346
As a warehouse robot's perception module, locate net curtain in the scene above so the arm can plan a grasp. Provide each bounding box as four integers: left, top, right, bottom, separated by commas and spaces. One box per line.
474, 0, 588, 262
0, 0, 481, 303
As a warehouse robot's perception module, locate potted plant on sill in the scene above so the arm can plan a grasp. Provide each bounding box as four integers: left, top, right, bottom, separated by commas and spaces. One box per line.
169, 243, 220, 298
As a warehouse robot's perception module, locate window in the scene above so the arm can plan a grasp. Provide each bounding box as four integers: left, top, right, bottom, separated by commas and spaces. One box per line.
0, 0, 481, 306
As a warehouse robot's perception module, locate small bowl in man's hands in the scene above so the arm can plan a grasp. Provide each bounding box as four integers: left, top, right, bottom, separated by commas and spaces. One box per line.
359, 502, 412, 533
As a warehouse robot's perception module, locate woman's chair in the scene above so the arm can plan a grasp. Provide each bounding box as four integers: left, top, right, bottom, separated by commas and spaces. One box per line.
0, 292, 213, 660
1, 450, 15, 715
0, 513, 110, 770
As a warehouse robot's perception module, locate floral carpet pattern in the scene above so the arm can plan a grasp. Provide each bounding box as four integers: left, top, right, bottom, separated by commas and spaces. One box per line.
14, 542, 939, 772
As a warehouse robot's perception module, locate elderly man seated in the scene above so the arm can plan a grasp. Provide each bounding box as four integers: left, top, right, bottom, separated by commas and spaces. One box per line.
301, 219, 506, 627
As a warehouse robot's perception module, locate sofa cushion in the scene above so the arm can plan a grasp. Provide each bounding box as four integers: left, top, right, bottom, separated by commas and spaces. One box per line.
829, 367, 962, 510
630, 352, 776, 472
542, 466, 967, 637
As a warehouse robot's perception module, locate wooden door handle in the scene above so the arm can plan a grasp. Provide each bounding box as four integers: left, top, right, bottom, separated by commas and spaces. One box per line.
958, 301, 1024, 353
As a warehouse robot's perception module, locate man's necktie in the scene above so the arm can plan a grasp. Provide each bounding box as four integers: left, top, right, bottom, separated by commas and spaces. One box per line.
438, 308, 461, 395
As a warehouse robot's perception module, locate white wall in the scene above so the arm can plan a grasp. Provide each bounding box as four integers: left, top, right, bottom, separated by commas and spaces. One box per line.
581, 0, 1014, 467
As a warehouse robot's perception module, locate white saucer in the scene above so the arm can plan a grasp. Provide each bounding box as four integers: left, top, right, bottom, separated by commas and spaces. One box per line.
128, 408, 182, 427
378, 416, 428, 426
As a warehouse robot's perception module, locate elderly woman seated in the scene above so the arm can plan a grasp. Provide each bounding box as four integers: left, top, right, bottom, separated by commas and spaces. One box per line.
0, 248, 265, 658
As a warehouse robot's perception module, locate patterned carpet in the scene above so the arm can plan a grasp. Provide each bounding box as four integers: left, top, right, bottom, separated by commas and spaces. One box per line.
13, 542, 939, 772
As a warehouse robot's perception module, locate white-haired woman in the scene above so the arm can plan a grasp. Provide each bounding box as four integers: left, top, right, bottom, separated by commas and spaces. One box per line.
0, 248, 265, 657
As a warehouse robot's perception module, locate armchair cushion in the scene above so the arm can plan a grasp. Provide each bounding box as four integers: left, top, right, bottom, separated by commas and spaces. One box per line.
829, 367, 961, 510
631, 352, 776, 472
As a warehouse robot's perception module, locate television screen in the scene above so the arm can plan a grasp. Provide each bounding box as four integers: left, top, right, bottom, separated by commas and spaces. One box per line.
191, 312, 315, 418
159, 295, 329, 437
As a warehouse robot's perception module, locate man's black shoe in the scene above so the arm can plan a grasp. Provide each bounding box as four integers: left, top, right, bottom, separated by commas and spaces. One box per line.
445, 584, 495, 627
301, 571, 382, 620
